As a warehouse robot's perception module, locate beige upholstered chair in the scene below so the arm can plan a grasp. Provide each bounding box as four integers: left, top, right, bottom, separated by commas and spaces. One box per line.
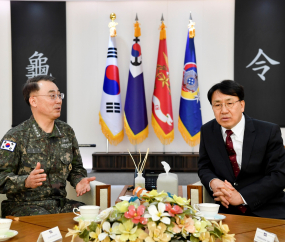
187, 181, 214, 206
66, 180, 111, 210
0, 180, 111, 217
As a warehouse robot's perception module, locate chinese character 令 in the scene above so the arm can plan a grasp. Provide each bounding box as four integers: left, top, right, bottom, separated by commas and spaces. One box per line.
246, 49, 280, 81
26, 51, 50, 78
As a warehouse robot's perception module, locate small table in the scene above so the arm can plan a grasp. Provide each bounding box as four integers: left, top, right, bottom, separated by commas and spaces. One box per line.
115, 185, 183, 204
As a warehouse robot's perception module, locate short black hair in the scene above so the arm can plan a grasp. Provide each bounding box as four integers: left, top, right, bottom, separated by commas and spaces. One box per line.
207, 80, 244, 104
22, 75, 56, 106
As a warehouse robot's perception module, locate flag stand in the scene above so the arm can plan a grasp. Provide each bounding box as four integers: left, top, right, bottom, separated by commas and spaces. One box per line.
107, 139, 109, 153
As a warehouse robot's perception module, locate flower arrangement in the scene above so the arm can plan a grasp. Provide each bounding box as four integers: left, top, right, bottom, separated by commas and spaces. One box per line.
66, 189, 235, 242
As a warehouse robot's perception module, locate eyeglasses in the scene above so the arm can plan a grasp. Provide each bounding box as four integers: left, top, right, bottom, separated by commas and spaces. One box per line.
212, 100, 240, 110
33, 93, 65, 100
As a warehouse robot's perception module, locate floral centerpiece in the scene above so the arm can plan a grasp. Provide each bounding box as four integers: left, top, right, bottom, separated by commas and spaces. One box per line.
66, 189, 235, 242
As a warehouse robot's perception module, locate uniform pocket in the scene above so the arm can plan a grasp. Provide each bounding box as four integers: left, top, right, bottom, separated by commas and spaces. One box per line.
20, 149, 47, 175
59, 147, 73, 165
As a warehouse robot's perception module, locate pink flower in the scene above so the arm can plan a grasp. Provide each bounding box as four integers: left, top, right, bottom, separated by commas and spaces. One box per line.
173, 216, 195, 234
164, 204, 183, 217
124, 205, 148, 224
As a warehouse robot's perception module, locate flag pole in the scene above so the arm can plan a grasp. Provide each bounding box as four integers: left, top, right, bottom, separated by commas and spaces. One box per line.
163, 144, 165, 154
107, 139, 109, 153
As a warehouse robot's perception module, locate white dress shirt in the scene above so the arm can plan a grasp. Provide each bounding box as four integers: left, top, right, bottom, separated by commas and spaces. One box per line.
221, 114, 245, 169
210, 114, 247, 204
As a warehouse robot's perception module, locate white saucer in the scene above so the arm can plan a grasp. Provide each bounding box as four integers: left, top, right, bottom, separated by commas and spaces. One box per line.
204, 214, 226, 222
73, 216, 101, 223
119, 195, 132, 201
0, 230, 18, 241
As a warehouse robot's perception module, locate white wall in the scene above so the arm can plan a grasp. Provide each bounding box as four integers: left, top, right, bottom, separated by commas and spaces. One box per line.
1, 0, 284, 169
0, 2, 12, 141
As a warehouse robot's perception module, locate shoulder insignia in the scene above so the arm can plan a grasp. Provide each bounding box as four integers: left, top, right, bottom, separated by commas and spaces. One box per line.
1, 140, 16, 152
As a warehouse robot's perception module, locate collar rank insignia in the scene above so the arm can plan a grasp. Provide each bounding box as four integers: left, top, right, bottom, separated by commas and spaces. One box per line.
69, 163, 72, 171
1, 140, 17, 152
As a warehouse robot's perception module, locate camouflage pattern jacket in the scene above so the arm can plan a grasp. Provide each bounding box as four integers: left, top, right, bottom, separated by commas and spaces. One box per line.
0, 116, 87, 202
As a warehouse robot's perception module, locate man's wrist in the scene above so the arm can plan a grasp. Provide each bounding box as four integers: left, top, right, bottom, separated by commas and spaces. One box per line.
239, 193, 247, 205
24, 177, 29, 188
209, 178, 220, 191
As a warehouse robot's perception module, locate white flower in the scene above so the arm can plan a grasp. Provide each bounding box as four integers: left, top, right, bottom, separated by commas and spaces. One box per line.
65, 220, 91, 242
98, 207, 114, 220
144, 202, 171, 224
98, 221, 120, 241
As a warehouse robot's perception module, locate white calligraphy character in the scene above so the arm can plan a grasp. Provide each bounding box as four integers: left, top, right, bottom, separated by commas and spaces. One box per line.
246, 49, 280, 81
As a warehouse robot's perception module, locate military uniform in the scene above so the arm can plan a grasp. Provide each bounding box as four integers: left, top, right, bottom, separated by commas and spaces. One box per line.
0, 116, 87, 217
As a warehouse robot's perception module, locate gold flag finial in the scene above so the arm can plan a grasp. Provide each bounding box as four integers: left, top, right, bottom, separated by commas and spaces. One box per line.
134, 13, 141, 37
110, 13, 116, 21
159, 13, 166, 40
108, 13, 118, 37
188, 12, 195, 38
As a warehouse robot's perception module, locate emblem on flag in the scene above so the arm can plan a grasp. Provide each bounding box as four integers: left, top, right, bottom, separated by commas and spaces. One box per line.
178, 14, 202, 147
151, 15, 174, 145
1, 140, 17, 152
124, 15, 148, 145
99, 15, 124, 145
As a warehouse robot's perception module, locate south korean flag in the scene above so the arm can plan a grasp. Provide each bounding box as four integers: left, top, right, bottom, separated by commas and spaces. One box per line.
1, 140, 17, 152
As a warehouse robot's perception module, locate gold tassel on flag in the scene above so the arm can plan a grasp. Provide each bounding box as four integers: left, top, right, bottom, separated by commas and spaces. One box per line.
99, 113, 124, 145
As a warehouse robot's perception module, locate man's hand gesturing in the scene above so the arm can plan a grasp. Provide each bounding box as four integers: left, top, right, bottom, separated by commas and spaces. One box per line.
25, 162, 46, 188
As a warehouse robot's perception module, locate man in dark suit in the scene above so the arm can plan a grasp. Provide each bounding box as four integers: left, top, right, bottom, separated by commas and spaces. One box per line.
198, 80, 285, 219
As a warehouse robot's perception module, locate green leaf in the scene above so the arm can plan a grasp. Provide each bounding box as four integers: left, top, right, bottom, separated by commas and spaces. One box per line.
88, 222, 97, 232
121, 216, 129, 223
109, 210, 120, 221
183, 208, 195, 215
79, 229, 90, 242
189, 234, 200, 242
209, 227, 222, 239
177, 213, 185, 220
137, 223, 144, 229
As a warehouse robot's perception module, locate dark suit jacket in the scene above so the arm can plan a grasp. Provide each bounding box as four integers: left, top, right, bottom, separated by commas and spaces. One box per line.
198, 114, 285, 219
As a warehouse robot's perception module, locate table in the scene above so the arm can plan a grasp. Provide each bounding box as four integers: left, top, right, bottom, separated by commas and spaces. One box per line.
7, 213, 285, 241
222, 214, 285, 241
115, 185, 184, 204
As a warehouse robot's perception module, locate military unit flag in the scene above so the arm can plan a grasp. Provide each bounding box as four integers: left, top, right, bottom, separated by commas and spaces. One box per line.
124, 16, 148, 145
178, 16, 202, 146
151, 17, 174, 145
99, 20, 124, 145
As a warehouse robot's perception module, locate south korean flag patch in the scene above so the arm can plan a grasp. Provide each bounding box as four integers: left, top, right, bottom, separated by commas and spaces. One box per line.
1, 140, 16, 152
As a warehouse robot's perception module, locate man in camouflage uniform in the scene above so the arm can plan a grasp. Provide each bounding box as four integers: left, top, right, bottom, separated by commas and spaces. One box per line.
0, 75, 95, 217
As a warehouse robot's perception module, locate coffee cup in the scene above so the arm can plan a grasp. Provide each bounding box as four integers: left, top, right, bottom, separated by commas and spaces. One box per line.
0, 219, 12, 235
73, 205, 100, 220
194, 203, 220, 218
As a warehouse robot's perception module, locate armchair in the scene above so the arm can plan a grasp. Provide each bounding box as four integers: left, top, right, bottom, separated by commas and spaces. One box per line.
66, 180, 111, 210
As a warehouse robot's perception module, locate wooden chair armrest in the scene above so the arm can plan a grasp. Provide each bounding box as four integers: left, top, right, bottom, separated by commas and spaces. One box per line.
96, 184, 111, 209
187, 184, 203, 205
